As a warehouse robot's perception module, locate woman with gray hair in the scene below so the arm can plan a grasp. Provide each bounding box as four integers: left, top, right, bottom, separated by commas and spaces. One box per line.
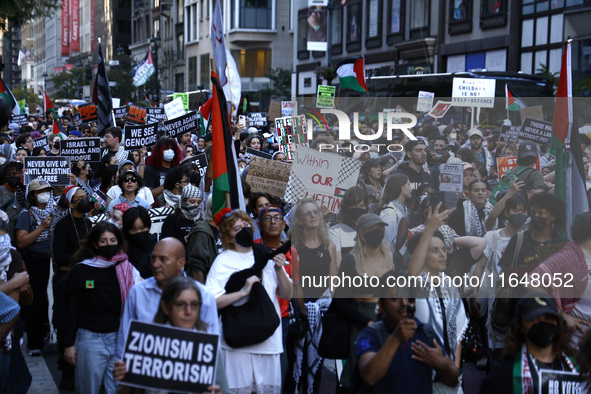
186, 194, 222, 283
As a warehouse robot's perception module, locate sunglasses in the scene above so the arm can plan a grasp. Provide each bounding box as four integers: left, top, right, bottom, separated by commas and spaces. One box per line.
123, 177, 138, 183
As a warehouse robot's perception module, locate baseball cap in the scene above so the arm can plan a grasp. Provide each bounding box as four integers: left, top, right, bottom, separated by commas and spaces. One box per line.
518, 141, 538, 158
468, 129, 483, 138
516, 293, 560, 322
29, 179, 52, 192
404, 139, 426, 153
69, 130, 82, 138
121, 169, 138, 178
462, 162, 476, 171
259, 205, 283, 218
356, 213, 388, 230
118, 159, 135, 170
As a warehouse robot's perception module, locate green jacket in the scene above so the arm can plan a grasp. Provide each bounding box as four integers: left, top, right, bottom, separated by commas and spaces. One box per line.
186, 220, 218, 280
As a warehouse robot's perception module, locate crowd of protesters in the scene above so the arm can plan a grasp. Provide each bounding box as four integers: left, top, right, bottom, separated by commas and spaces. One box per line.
2, 94, 591, 394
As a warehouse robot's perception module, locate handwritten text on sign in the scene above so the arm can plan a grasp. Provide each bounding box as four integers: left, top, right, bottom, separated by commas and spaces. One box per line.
24, 156, 71, 185
124, 122, 159, 150
121, 320, 218, 393
246, 156, 292, 197
60, 138, 101, 162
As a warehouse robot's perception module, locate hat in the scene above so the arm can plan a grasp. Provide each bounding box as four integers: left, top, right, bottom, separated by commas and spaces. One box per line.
356, 213, 388, 230
118, 159, 135, 170
404, 139, 426, 153
518, 141, 538, 159
69, 130, 82, 138
247, 127, 258, 134
391, 134, 402, 141
259, 204, 283, 218
181, 184, 202, 200
28, 179, 52, 192
361, 158, 380, 172
516, 293, 560, 322
202, 133, 212, 142
121, 169, 138, 178
64, 186, 81, 204
468, 129, 483, 138
462, 162, 476, 171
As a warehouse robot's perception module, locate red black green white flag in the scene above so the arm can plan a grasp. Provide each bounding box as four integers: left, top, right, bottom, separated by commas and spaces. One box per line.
0, 78, 20, 115
336, 56, 368, 92
505, 84, 525, 111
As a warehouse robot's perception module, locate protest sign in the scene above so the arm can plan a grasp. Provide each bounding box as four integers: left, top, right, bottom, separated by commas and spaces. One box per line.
246, 156, 292, 196
173, 93, 189, 112
114, 106, 128, 119
24, 156, 71, 185
316, 85, 336, 108
59, 137, 102, 162
290, 147, 361, 213
539, 370, 583, 394
427, 101, 452, 119
245, 147, 273, 160
72, 113, 83, 127
163, 111, 197, 139
127, 105, 147, 124
180, 152, 208, 178
124, 122, 159, 150
580, 125, 591, 135
78, 103, 98, 123
246, 113, 267, 127
11, 114, 28, 126
275, 115, 307, 161
281, 101, 295, 117
451, 78, 495, 108
496, 156, 541, 181
34, 136, 50, 153
146, 107, 166, 123
112, 98, 121, 108
121, 320, 218, 393
416, 91, 435, 112
499, 125, 520, 143
438, 163, 463, 192
518, 117, 552, 144
164, 98, 186, 120
520, 105, 544, 124
267, 100, 282, 121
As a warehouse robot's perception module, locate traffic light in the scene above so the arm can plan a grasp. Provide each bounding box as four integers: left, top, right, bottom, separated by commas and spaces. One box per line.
86, 66, 92, 80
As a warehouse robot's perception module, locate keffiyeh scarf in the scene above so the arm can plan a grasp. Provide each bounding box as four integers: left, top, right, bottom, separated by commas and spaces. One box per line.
463, 199, 493, 237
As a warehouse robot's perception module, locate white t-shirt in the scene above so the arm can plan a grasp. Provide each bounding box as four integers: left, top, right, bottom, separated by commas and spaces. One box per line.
483, 229, 512, 276
328, 223, 356, 252
107, 185, 155, 206
205, 249, 284, 354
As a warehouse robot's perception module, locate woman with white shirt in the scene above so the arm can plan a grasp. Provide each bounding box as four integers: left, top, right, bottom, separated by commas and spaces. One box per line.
373, 174, 413, 251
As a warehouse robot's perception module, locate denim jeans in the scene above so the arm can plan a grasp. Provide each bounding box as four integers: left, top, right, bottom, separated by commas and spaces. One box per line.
75, 328, 116, 394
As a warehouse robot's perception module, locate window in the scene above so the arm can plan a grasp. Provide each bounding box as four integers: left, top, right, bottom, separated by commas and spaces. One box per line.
206, 0, 210, 18
154, 19, 160, 37
177, 34, 184, 60
366, 0, 382, 48
230, 48, 272, 78
331, 5, 343, 54
239, 0, 272, 29
200, 0, 204, 19
188, 56, 197, 90
154, 0, 159, 7
347, 1, 361, 52
175, 73, 184, 92
297, 8, 309, 59
481, 0, 503, 14
410, 0, 428, 29
389, 0, 403, 35
449, 0, 471, 34
480, 0, 506, 29
185, 0, 198, 42
177, 0, 184, 22
200, 54, 209, 87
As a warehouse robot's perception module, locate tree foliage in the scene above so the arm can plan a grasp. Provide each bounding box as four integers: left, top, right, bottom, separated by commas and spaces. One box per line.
537, 63, 591, 97
50, 68, 90, 100
0, 0, 61, 30
259, 68, 291, 112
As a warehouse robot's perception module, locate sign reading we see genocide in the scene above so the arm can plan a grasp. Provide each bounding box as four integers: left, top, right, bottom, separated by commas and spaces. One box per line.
146, 107, 166, 124
500, 125, 521, 143
114, 106, 128, 119
518, 117, 553, 145
78, 103, 98, 123
127, 105, 147, 124
59, 138, 101, 162
438, 163, 463, 193
23, 156, 71, 185
451, 78, 496, 108
120, 321, 218, 393
34, 136, 51, 153
124, 122, 159, 150
163, 111, 197, 139
246, 113, 267, 127
246, 156, 292, 197
180, 152, 208, 178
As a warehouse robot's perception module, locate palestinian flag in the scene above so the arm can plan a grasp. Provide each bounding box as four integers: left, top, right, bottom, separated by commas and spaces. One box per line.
210, 71, 245, 216
0, 78, 20, 115
52, 119, 67, 139
505, 84, 525, 111
549, 40, 589, 239
43, 89, 55, 117
336, 56, 368, 92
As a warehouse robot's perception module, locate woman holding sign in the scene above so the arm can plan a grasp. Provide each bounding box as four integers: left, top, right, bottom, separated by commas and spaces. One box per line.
113, 276, 224, 393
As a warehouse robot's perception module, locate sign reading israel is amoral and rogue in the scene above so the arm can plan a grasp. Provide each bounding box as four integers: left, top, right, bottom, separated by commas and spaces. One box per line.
124, 122, 159, 150
451, 78, 496, 108
59, 138, 101, 162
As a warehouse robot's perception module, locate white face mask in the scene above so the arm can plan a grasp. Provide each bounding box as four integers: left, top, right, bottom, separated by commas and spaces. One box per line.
163, 149, 175, 162
37, 192, 51, 204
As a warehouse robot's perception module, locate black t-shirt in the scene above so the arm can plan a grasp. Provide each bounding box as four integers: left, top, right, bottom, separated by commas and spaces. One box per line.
143, 165, 171, 188
162, 213, 193, 249
52, 215, 92, 269
394, 163, 434, 191
498, 230, 568, 271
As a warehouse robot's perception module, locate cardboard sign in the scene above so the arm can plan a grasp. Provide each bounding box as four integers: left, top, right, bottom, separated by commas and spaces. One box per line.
246, 112, 267, 128
451, 78, 495, 108
180, 152, 208, 178
496, 156, 541, 181
539, 369, 583, 394
520, 105, 544, 124
246, 156, 292, 196
427, 101, 452, 119
267, 100, 282, 121
316, 85, 336, 109
120, 320, 218, 393
163, 111, 197, 139
114, 106, 128, 119
11, 114, 28, 126
78, 103, 98, 123
438, 163, 463, 193
33, 136, 50, 153
518, 117, 553, 145
146, 107, 166, 123
164, 98, 186, 120
245, 147, 273, 160
127, 105, 147, 125
290, 147, 360, 213
416, 91, 435, 112
124, 122, 159, 150
24, 156, 71, 185
499, 125, 520, 143
59, 137, 102, 162
173, 93, 189, 112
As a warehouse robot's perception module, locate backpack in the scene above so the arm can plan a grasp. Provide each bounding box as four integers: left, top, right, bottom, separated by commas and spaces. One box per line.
490, 166, 535, 204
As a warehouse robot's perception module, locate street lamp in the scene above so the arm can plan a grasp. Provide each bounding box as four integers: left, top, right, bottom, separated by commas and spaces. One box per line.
78, 60, 83, 99
150, 35, 161, 105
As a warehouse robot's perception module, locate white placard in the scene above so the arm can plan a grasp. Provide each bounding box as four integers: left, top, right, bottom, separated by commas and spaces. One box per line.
164, 97, 186, 120
416, 91, 435, 112
438, 163, 463, 193
451, 78, 496, 108
112, 98, 120, 108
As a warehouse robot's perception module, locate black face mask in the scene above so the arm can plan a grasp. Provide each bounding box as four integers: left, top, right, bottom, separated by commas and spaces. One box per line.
106, 164, 119, 175
76, 197, 92, 213
7, 176, 21, 188
129, 231, 149, 246
526, 321, 558, 348
87, 169, 94, 179
531, 216, 549, 232
364, 229, 385, 248
235, 227, 254, 248
97, 244, 119, 260
346, 207, 366, 226
508, 213, 527, 229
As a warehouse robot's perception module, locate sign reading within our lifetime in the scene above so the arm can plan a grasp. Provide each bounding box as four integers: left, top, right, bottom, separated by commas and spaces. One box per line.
246, 156, 292, 197
539, 369, 583, 394
246, 112, 267, 127
163, 111, 197, 139
120, 321, 218, 393
33, 136, 51, 153
24, 156, 71, 185
113, 106, 128, 119
451, 78, 496, 108
127, 105, 147, 124
124, 122, 159, 150
59, 137, 101, 162
518, 117, 553, 144
180, 152, 208, 178
146, 107, 166, 124
316, 85, 336, 109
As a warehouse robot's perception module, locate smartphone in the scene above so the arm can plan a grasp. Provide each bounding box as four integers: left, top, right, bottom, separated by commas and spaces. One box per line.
238, 115, 246, 127
406, 304, 415, 319
429, 191, 446, 212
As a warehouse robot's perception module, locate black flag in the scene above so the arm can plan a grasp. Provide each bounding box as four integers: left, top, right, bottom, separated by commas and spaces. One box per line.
92, 41, 114, 136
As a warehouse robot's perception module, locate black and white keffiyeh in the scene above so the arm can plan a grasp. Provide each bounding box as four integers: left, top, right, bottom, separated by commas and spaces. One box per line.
463, 199, 494, 237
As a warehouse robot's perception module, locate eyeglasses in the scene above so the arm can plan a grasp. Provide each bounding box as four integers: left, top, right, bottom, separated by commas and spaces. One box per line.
123, 177, 138, 183
303, 209, 320, 218
261, 215, 284, 223
172, 301, 202, 311
231, 223, 251, 233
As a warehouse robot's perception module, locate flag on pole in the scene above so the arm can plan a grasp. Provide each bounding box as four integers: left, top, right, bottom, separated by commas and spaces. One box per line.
24, 48, 31, 63
211, 0, 228, 86
0, 78, 21, 115
210, 71, 245, 216
17, 51, 25, 67
43, 89, 55, 116
131, 48, 155, 87
550, 40, 589, 239
222, 48, 241, 117
340, 0, 349, 4
92, 41, 114, 136
52, 119, 67, 139
199, 96, 213, 135
505, 84, 525, 111
336, 56, 368, 92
